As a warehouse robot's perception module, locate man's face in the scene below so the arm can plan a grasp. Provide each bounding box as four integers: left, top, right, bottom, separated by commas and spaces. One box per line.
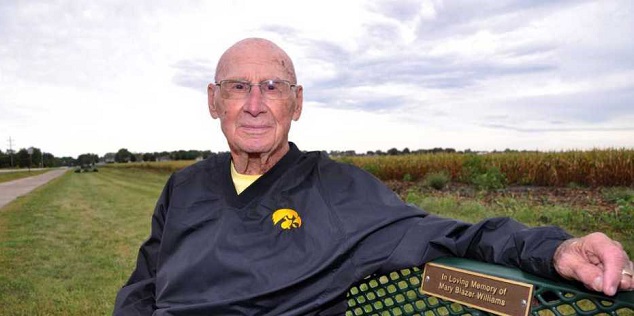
208, 47, 303, 157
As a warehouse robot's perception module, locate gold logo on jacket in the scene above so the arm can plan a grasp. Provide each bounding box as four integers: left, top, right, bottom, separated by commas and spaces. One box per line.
272, 209, 302, 230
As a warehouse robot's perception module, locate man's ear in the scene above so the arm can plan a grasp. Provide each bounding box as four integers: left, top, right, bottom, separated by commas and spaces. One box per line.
208, 84, 219, 119
292, 85, 303, 121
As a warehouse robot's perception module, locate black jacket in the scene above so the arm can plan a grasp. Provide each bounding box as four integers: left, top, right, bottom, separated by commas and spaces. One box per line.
114, 143, 570, 315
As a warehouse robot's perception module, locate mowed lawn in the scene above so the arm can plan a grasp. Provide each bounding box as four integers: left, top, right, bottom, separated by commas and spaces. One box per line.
0, 170, 50, 184
0, 166, 632, 315
0, 168, 169, 315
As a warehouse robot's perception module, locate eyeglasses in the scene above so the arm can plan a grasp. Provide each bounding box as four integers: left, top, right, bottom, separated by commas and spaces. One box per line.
215, 79, 297, 100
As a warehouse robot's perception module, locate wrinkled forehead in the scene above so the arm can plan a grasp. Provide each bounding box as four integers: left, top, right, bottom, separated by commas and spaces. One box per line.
215, 41, 296, 83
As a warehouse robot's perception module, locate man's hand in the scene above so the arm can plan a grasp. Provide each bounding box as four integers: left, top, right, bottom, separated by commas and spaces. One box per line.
553, 232, 634, 296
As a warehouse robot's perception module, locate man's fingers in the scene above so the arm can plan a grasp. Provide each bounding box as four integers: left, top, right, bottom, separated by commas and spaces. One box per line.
573, 263, 606, 292
554, 233, 633, 295
620, 261, 634, 291
579, 233, 628, 295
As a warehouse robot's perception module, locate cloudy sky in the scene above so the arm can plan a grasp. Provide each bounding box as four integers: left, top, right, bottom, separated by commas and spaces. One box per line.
1, 0, 633, 158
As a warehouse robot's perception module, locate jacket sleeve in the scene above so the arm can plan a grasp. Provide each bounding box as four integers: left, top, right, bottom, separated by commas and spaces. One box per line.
325, 164, 572, 280
378, 214, 571, 279
113, 175, 174, 315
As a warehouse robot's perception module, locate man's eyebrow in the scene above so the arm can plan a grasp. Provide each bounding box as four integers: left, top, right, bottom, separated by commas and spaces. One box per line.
223, 77, 248, 81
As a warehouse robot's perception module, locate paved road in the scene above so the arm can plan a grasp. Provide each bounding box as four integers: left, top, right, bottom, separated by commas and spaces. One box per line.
0, 168, 69, 209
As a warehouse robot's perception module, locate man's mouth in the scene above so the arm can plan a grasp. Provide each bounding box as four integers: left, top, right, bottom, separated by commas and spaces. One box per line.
240, 125, 272, 134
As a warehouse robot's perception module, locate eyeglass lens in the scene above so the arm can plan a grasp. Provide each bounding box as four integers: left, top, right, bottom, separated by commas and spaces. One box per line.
219, 80, 292, 99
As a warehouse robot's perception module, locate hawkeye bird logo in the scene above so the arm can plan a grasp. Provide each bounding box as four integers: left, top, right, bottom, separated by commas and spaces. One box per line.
272, 209, 302, 230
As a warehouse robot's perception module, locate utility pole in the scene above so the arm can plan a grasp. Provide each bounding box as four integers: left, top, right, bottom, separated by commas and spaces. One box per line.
27, 147, 33, 172
8, 136, 14, 168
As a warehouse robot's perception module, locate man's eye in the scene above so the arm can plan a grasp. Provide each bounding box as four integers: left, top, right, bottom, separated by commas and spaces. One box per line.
230, 83, 247, 91
264, 83, 278, 91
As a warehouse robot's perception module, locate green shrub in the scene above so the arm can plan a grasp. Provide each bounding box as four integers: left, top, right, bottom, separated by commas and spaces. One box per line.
472, 167, 507, 191
362, 163, 380, 177
461, 155, 486, 182
601, 187, 634, 203
424, 171, 450, 190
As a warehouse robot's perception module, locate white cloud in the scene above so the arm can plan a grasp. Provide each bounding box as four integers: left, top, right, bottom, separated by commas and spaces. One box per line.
0, 0, 632, 158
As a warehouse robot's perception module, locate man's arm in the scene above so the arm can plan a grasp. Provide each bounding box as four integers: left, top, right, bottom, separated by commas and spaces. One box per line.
113, 175, 173, 315
326, 162, 633, 296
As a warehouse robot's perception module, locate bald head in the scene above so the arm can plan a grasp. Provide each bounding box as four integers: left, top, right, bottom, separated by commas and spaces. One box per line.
214, 38, 297, 83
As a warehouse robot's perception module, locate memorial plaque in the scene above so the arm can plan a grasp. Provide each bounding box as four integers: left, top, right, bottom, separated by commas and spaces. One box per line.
421, 262, 533, 316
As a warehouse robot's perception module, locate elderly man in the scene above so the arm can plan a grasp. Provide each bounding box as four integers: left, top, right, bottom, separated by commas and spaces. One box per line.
114, 38, 633, 315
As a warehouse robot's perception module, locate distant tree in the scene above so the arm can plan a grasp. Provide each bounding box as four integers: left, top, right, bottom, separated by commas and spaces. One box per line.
5, 149, 16, 167
402, 147, 410, 154
0, 150, 8, 168
156, 151, 171, 161
103, 152, 116, 163
57, 156, 75, 167
171, 150, 182, 160
42, 153, 56, 167
12, 147, 45, 168
186, 150, 200, 160
142, 153, 156, 162
31, 148, 43, 168
77, 153, 99, 166
115, 148, 132, 163
16, 148, 30, 168
366, 151, 374, 156
387, 148, 399, 156
169, 150, 203, 160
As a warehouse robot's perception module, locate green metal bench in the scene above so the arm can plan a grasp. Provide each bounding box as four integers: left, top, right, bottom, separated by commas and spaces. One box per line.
346, 258, 634, 316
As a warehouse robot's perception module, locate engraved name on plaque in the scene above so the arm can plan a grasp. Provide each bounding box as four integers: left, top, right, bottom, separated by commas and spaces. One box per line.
421, 262, 534, 316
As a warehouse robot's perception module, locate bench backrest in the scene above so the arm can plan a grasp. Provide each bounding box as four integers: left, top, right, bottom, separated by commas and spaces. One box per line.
346, 258, 634, 316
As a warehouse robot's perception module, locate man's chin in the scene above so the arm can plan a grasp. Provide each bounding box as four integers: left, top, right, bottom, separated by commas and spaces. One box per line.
232, 140, 279, 156
236, 141, 273, 155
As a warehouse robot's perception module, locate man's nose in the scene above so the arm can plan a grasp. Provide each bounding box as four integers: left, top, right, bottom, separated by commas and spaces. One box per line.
243, 85, 267, 116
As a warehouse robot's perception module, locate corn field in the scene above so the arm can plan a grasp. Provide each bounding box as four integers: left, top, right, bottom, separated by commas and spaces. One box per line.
338, 148, 634, 187
105, 148, 634, 187
104, 160, 195, 173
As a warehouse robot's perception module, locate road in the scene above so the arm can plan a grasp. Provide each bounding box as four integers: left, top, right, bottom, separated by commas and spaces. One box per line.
0, 168, 69, 209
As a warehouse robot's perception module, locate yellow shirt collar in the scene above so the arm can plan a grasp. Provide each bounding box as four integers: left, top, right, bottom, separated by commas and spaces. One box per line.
230, 161, 262, 195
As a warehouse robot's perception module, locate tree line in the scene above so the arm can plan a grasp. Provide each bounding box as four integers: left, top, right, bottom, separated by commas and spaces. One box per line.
0, 148, 72, 169
0, 147, 217, 169
106, 148, 216, 163
0, 146, 538, 169
331, 147, 459, 157
331, 147, 535, 157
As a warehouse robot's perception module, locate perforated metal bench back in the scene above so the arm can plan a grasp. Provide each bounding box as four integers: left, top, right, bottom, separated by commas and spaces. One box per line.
346, 258, 634, 316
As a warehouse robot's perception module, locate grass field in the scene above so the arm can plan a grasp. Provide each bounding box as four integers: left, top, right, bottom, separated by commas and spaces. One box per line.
0, 168, 169, 315
0, 170, 50, 183
0, 166, 631, 315
406, 189, 633, 256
